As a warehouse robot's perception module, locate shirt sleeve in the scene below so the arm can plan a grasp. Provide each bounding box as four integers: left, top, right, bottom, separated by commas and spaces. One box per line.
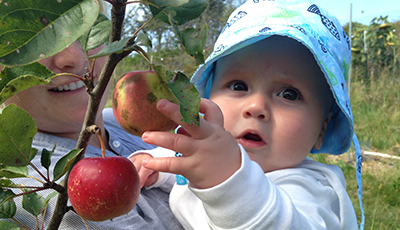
170, 144, 357, 230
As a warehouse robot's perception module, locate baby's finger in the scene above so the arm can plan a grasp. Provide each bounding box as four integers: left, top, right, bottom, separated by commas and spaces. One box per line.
142, 131, 197, 156
138, 165, 157, 188
198, 98, 224, 126
156, 99, 184, 124
156, 99, 214, 139
176, 126, 191, 137
143, 172, 160, 188
142, 157, 186, 176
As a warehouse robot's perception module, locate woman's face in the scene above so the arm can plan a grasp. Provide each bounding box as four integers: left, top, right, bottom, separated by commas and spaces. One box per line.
4, 41, 109, 136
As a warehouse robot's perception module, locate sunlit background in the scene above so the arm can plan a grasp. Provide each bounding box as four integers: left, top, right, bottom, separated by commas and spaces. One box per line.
312, 0, 400, 25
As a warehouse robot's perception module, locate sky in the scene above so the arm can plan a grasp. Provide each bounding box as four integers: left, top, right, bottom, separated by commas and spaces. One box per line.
125, 1, 400, 26
311, 0, 400, 26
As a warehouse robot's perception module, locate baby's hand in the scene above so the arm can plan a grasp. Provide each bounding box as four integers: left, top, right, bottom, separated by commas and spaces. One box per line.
141, 98, 241, 189
129, 153, 159, 188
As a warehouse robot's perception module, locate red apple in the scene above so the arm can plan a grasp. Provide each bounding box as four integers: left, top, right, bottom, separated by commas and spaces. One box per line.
112, 71, 179, 136
67, 156, 140, 221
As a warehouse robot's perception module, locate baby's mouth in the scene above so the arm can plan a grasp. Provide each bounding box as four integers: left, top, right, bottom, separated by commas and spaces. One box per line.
243, 133, 262, 142
49, 81, 85, 92
237, 131, 266, 148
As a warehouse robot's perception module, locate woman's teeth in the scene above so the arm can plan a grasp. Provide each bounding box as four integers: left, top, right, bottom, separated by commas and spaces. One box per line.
51, 81, 84, 92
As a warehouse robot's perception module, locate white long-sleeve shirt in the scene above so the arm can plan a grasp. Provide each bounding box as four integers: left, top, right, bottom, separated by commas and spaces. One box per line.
134, 145, 358, 229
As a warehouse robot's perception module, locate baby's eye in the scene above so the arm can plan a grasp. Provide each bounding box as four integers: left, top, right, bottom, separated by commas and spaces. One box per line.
229, 81, 248, 91
278, 88, 300, 100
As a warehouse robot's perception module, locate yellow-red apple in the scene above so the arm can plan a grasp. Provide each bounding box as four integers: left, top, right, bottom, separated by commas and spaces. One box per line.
112, 71, 179, 136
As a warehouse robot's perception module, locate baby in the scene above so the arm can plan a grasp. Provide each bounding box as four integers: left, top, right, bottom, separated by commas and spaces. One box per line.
130, 0, 364, 229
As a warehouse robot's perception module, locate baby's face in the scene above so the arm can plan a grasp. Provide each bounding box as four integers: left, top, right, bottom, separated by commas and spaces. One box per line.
209, 37, 333, 173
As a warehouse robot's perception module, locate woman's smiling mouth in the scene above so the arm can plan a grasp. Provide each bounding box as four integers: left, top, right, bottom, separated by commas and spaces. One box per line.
49, 81, 85, 92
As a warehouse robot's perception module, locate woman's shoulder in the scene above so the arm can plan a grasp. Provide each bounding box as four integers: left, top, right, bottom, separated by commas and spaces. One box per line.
102, 107, 156, 156
33, 132, 77, 155
103, 107, 117, 124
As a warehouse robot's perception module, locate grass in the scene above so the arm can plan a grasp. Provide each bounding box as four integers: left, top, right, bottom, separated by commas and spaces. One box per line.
351, 73, 400, 155
310, 154, 400, 229
310, 70, 400, 229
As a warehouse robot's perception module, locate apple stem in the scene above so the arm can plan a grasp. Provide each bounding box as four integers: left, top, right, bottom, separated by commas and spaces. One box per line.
134, 45, 152, 70
87, 125, 106, 158
78, 214, 90, 230
98, 131, 106, 158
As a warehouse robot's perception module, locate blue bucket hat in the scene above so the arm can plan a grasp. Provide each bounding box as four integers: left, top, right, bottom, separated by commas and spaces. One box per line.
191, 0, 364, 228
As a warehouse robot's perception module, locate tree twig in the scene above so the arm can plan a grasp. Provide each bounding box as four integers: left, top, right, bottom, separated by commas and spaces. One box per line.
47, 1, 130, 229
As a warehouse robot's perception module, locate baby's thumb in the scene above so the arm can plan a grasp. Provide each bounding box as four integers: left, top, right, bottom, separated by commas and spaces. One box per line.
138, 162, 157, 188
143, 172, 160, 188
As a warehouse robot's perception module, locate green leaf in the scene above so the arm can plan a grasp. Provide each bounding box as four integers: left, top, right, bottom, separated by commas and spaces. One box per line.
41, 145, 56, 171
136, 33, 153, 48
0, 189, 16, 219
89, 37, 135, 59
173, 23, 207, 64
0, 220, 20, 230
0, 104, 38, 167
53, 148, 82, 181
0, 166, 28, 179
22, 189, 46, 217
0, 179, 16, 188
153, 65, 200, 126
78, 13, 111, 52
0, 62, 55, 104
0, 0, 99, 66
149, 0, 208, 25
45, 191, 59, 206
0, 179, 27, 189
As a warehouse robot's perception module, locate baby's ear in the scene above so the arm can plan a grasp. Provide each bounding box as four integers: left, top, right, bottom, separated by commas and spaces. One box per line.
313, 111, 333, 150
